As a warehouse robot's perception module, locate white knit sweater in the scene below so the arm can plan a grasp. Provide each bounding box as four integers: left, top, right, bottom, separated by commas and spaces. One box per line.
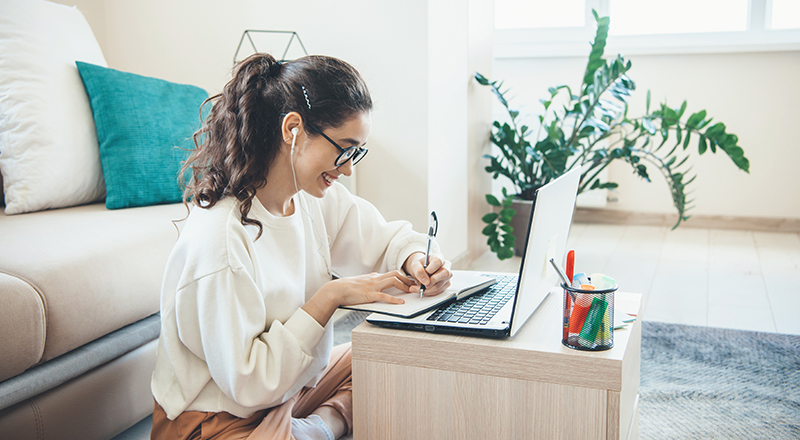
151, 183, 430, 420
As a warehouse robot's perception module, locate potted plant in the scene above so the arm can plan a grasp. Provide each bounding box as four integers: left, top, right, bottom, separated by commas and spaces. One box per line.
477, 11, 750, 260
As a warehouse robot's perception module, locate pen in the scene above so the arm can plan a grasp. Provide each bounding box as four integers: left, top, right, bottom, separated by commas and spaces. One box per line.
420, 211, 438, 299
550, 258, 571, 288
550, 258, 577, 304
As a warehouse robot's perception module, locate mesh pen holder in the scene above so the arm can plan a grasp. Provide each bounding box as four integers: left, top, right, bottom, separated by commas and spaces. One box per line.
562, 282, 617, 351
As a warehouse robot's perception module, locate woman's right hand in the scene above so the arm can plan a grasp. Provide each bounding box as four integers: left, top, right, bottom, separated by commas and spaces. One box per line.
302, 271, 414, 326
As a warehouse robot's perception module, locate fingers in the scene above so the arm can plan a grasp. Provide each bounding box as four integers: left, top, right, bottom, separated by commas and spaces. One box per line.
411, 255, 442, 286
371, 291, 405, 305
415, 256, 452, 292
422, 279, 452, 297
393, 271, 417, 288
379, 272, 415, 293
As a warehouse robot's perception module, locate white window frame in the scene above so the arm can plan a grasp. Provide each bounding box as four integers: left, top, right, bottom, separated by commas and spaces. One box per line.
494, 0, 800, 59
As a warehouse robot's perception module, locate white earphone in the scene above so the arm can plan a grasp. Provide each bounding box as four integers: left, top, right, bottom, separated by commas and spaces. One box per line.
290, 127, 298, 155
287, 123, 332, 275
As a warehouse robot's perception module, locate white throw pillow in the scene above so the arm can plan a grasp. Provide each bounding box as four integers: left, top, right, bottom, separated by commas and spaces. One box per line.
0, 0, 107, 214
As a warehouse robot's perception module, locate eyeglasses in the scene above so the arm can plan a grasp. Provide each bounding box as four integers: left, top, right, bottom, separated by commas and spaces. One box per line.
306, 122, 368, 167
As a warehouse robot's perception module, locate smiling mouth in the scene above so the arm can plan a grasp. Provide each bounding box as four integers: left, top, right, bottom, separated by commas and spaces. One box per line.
322, 172, 337, 185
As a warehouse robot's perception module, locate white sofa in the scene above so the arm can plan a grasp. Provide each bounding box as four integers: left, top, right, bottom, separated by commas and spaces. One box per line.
0, 202, 184, 439
0, 1, 205, 438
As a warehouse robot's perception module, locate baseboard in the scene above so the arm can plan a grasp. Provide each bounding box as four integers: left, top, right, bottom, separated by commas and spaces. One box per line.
574, 208, 800, 233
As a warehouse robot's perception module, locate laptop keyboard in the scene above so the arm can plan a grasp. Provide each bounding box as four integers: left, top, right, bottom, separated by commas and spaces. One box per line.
427, 274, 517, 325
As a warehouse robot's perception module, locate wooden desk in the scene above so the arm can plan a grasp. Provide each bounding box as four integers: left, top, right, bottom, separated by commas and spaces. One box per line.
351, 290, 642, 440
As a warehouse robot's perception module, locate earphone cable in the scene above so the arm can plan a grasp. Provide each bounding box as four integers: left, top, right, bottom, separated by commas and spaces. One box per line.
290, 132, 333, 276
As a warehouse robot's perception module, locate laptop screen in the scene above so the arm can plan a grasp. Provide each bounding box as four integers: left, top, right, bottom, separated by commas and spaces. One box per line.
508, 167, 581, 338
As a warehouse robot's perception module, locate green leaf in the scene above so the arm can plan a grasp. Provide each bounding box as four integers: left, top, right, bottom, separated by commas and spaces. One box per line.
486, 194, 501, 206
500, 207, 516, 221
474, 72, 491, 86
678, 100, 687, 118
698, 135, 708, 155
642, 118, 657, 135
482, 213, 498, 223
646, 90, 651, 113
705, 122, 726, 138
583, 11, 609, 90
686, 110, 706, 129
481, 224, 495, 236
590, 180, 619, 190
497, 247, 514, 260
635, 164, 651, 182
503, 196, 514, 207
662, 107, 679, 124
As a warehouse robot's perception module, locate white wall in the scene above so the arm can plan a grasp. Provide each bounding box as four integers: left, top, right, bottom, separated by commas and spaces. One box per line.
428, 0, 469, 260
467, 0, 495, 261
493, 50, 800, 220
56, 0, 495, 260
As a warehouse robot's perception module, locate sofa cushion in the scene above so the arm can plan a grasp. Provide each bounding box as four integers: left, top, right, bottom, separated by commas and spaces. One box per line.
0, 0, 107, 214
0, 202, 186, 382
76, 62, 208, 210
0, 340, 158, 440
0, 314, 160, 411
0, 274, 45, 384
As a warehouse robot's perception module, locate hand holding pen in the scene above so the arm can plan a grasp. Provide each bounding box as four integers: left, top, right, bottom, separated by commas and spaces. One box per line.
402, 211, 452, 298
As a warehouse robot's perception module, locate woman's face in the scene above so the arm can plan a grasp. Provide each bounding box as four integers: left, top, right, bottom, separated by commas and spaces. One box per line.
294, 111, 371, 198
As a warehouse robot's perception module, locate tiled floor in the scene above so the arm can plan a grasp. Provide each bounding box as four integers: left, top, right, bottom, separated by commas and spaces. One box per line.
468, 222, 800, 335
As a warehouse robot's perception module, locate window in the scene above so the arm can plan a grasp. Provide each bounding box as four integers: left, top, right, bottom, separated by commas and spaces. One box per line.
495, 1, 584, 30
493, 0, 800, 58
772, 0, 800, 30
609, 0, 748, 35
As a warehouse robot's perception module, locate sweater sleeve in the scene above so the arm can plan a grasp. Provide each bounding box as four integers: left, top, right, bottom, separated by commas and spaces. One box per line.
174, 266, 326, 409
322, 183, 436, 276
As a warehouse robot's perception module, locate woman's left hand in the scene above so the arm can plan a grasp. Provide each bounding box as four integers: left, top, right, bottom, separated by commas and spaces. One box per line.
403, 252, 452, 296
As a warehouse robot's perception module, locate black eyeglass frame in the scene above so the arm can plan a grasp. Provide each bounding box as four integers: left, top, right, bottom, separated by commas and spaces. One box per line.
305, 122, 369, 167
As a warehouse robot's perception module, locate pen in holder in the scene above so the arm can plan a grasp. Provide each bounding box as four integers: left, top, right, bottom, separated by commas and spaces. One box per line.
562, 281, 617, 351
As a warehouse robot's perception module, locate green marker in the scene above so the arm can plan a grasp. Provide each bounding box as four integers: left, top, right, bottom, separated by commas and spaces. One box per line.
578, 297, 608, 347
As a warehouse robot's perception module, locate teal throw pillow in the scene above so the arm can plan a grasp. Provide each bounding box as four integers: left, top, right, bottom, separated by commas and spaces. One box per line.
76, 62, 208, 209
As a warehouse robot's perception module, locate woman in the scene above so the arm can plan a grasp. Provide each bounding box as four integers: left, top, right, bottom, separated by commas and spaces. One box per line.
150, 53, 452, 440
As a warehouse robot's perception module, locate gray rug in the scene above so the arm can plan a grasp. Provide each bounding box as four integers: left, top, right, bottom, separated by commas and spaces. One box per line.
333, 314, 800, 439
639, 321, 800, 440
334, 310, 372, 346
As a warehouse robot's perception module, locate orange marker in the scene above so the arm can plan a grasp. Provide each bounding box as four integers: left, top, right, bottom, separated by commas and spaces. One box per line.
566, 250, 575, 286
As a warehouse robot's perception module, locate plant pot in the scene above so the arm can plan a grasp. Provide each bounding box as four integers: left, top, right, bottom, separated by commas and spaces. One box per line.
509, 199, 534, 256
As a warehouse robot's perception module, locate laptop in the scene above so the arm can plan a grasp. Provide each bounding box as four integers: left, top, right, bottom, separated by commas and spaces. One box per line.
367, 166, 581, 338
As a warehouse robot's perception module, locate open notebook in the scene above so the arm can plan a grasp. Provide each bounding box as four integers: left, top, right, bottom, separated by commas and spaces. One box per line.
340, 271, 497, 318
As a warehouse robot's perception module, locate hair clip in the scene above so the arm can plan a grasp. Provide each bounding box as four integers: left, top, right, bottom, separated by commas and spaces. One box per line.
302, 86, 312, 110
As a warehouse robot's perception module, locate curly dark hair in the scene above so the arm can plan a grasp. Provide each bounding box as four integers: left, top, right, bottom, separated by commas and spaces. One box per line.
180, 53, 373, 238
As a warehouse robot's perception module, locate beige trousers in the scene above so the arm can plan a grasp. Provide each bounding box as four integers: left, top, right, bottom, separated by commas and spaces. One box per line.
151, 343, 353, 440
